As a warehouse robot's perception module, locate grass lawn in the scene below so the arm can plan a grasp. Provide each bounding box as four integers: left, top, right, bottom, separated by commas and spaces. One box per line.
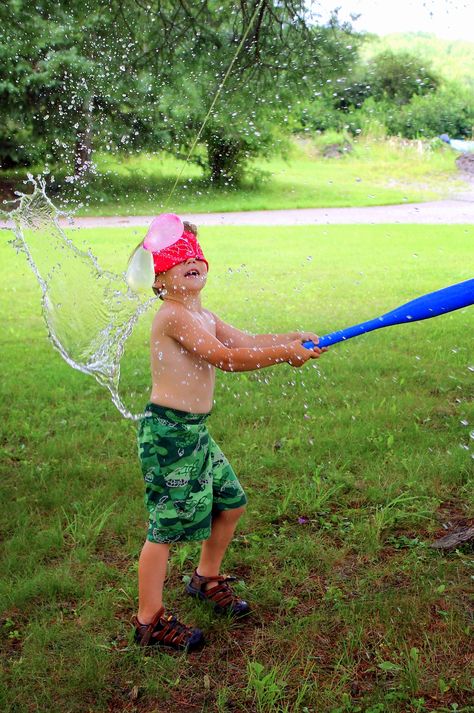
1, 137, 466, 217
0, 223, 473, 712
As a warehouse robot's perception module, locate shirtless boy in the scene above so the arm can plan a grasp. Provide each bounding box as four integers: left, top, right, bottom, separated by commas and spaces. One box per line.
131, 221, 326, 651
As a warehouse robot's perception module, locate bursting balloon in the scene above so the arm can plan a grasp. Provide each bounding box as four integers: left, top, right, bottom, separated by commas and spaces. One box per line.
143, 213, 184, 253
125, 246, 155, 292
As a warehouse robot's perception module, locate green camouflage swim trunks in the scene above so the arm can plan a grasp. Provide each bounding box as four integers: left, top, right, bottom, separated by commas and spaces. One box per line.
137, 403, 247, 544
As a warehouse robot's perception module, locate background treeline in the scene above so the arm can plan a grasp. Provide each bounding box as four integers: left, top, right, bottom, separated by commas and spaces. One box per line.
0, 0, 358, 185
1, 0, 473, 187
301, 33, 474, 142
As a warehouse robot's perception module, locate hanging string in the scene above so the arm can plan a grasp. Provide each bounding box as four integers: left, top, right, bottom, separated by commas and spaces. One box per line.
163, 0, 266, 209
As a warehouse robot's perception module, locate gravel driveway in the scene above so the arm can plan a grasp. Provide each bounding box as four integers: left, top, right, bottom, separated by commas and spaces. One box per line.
1, 195, 473, 231
67, 198, 474, 229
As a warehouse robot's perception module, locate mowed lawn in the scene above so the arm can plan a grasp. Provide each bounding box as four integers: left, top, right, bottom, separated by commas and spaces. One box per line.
1, 137, 465, 217
0, 224, 473, 713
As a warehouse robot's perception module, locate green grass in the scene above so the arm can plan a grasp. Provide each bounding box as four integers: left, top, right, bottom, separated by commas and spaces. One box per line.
2, 136, 466, 217
1, 223, 473, 712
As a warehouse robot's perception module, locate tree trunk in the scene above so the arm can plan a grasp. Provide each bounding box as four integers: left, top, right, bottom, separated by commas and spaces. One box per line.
74, 99, 94, 177
206, 134, 242, 186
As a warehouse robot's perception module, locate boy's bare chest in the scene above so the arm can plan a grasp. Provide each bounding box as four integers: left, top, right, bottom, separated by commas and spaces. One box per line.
152, 309, 216, 366
192, 311, 216, 335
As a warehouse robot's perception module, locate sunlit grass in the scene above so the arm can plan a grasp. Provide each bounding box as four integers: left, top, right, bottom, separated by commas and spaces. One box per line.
2, 135, 465, 217
1, 223, 473, 712
74, 136, 463, 215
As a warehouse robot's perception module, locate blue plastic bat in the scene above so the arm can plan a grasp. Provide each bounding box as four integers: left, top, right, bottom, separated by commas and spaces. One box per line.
303, 278, 474, 350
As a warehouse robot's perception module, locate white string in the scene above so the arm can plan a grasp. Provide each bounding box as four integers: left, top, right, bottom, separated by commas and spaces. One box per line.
163, 0, 266, 209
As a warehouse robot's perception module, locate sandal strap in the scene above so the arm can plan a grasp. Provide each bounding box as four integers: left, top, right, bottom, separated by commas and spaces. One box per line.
133, 607, 194, 647
193, 572, 242, 607
195, 572, 237, 584
205, 581, 236, 607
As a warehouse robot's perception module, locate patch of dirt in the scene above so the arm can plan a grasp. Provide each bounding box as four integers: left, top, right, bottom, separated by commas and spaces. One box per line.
432, 500, 474, 545
322, 142, 353, 158
97, 536, 135, 573
456, 152, 474, 175
454, 154, 474, 200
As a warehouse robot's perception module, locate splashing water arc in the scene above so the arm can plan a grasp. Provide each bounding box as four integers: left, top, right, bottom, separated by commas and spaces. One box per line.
1, 179, 155, 420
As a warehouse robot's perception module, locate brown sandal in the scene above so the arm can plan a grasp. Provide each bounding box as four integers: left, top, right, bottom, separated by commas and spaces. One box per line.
185, 569, 251, 616
132, 607, 204, 652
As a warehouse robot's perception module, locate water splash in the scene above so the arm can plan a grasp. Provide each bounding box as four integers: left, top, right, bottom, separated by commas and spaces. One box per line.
0, 177, 155, 419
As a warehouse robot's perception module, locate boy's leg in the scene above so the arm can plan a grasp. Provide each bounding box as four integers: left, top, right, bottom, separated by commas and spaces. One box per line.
197, 505, 246, 588
137, 539, 170, 623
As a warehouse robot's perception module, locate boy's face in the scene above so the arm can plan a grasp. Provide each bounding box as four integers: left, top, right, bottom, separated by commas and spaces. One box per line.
154, 257, 208, 296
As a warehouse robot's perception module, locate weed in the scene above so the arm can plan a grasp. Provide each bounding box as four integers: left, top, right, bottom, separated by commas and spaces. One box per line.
358, 493, 434, 553
61, 502, 115, 549
246, 660, 288, 713
402, 646, 422, 696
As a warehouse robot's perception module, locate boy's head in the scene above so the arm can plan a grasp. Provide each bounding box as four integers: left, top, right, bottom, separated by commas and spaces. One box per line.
151, 221, 208, 299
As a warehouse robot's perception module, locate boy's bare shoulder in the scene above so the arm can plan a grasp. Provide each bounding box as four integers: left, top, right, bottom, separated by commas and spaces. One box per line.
151, 302, 206, 334
152, 302, 182, 332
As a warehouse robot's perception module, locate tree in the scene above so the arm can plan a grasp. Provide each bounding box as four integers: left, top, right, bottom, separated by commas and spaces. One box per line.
154, 4, 359, 183
0, 1, 358, 184
325, 48, 440, 116
0, 0, 162, 173
363, 50, 439, 106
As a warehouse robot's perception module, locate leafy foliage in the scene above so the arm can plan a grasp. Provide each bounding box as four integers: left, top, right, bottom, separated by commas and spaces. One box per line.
0, 0, 358, 184
298, 43, 474, 141
363, 32, 474, 91
386, 85, 474, 139
363, 50, 439, 106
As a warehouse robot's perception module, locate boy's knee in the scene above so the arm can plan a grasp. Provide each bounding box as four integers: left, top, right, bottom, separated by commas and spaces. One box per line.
220, 504, 246, 520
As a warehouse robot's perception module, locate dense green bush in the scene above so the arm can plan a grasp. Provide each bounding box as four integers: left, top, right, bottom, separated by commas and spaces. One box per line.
299, 100, 348, 133
298, 48, 448, 140
385, 85, 474, 138
365, 50, 439, 105
297, 45, 472, 142
329, 50, 440, 113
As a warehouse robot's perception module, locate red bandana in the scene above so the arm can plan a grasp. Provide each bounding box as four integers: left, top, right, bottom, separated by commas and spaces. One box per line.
152, 230, 209, 274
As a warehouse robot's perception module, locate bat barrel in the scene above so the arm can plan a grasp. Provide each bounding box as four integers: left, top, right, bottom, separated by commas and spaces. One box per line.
303, 278, 474, 350
381, 278, 474, 324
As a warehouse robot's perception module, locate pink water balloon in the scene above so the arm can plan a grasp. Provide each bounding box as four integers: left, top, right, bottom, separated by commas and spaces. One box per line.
143, 213, 184, 252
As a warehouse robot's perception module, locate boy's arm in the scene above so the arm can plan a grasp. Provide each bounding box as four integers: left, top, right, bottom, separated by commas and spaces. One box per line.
165, 308, 323, 372
212, 313, 318, 349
